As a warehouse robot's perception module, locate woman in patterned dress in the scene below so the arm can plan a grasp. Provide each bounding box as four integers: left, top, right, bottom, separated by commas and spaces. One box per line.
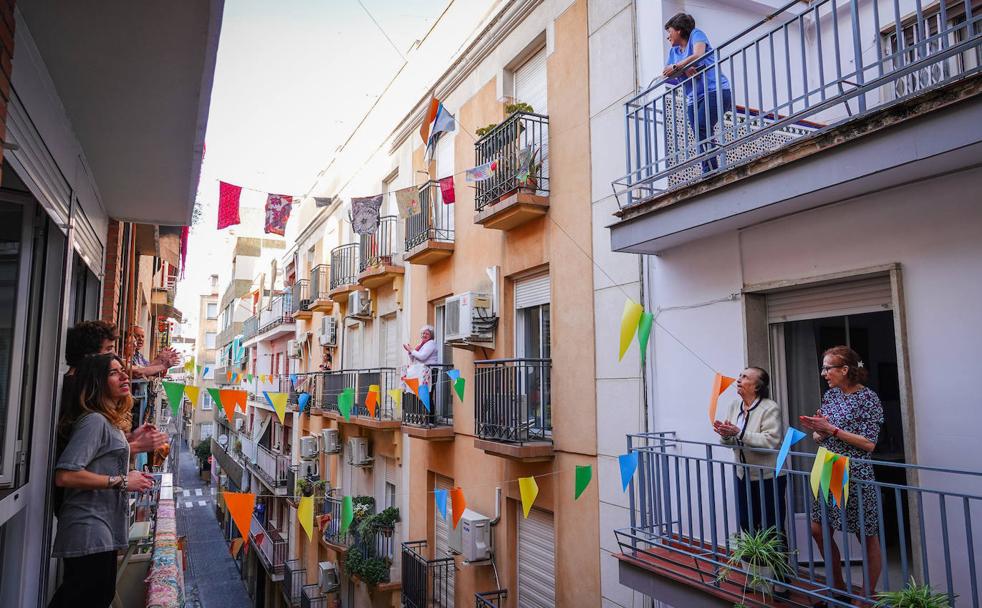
799, 346, 884, 606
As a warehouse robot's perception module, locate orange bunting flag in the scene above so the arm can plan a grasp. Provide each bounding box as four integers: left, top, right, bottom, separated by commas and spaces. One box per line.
405, 377, 420, 398
222, 491, 256, 541
226, 371, 233, 382
221, 389, 248, 413
708, 373, 737, 423
829, 455, 848, 507
366, 384, 380, 418
451, 487, 466, 530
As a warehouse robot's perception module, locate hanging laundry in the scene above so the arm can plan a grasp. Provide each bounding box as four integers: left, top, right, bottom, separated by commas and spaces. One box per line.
350, 194, 383, 234
264, 194, 293, 236
394, 186, 420, 219
217, 181, 242, 229
439, 176, 455, 204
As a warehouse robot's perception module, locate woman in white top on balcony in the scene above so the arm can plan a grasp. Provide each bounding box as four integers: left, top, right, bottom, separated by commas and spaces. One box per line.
404, 324, 439, 388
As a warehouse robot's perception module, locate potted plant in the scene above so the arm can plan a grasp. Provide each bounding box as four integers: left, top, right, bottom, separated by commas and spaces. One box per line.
296, 478, 327, 498
475, 102, 535, 140
716, 527, 794, 608
517, 145, 542, 192
874, 578, 954, 608
344, 546, 392, 587
357, 507, 400, 539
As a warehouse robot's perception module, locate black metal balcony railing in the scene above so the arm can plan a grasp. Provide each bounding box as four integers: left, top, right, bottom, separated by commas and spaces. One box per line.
259, 292, 293, 334
405, 181, 454, 251
474, 110, 550, 211
250, 515, 288, 575
323, 495, 355, 548
254, 444, 290, 488
615, 432, 982, 607
614, 0, 982, 207
330, 243, 359, 290
300, 585, 327, 608
292, 279, 311, 313
242, 316, 258, 340
475, 590, 507, 607
311, 264, 330, 301
402, 541, 455, 608
359, 215, 400, 273
315, 369, 358, 414
283, 560, 305, 607
402, 364, 454, 428
474, 358, 551, 444
351, 368, 399, 420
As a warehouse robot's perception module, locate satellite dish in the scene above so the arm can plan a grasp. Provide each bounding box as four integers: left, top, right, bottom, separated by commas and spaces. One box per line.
218, 434, 229, 447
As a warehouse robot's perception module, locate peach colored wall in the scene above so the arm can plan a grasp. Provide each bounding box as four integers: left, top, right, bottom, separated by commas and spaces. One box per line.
407, 1, 600, 606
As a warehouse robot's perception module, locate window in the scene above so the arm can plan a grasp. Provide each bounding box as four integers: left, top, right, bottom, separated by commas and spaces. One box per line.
202, 390, 213, 411
206, 332, 217, 349
200, 423, 213, 441
385, 482, 396, 509
514, 273, 551, 436
513, 46, 548, 114
0, 201, 26, 488
207, 303, 218, 319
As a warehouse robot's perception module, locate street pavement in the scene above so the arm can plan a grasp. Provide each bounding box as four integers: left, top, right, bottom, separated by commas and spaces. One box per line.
176, 442, 252, 608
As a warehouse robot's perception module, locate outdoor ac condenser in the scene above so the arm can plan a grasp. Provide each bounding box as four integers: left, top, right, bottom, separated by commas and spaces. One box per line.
300, 435, 319, 460
300, 459, 318, 480
319, 315, 338, 346
287, 339, 302, 359
318, 561, 340, 592
321, 428, 341, 453
348, 289, 372, 318
346, 437, 371, 466
447, 508, 491, 562
445, 292, 494, 342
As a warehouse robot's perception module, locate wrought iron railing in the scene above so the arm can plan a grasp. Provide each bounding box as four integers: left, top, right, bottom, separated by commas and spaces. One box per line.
359, 215, 400, 273
351, 367, 399, 420
614, 0, 982, 207
402, 364, 454, 428
475, 589, 507, 607
406, 181, 454, 251
315, 369, 358, 414
615, 432, 982, 607
311, 264, 330, 301
250, 515, 288, 574
259, 292, 293, 333
323, 495, 355, 548
242, 316, 258, 341
255, 444, 289, 487
292, 279, 311, 313
474, 111, 550, 211
402, 540, 455, 608
300, 584, 327, 608
330, 243, 359, 289
283, 560, 305, 607
474, 358, 551, 444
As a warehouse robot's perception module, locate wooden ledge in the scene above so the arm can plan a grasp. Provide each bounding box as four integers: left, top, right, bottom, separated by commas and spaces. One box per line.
474, 191, 549, 231
405, 240, 454, 265
402, 424, 455, 441
473, 438, 554, 462
358, 264, 405, 289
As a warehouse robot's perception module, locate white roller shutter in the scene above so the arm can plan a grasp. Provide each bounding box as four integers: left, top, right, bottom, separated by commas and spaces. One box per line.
518, 508, 555, 607
514, 47, 548, 114
515, 274, 550, 309
380, 315, 399, 368
434, 475, 455, 607
765, 275, 893, 324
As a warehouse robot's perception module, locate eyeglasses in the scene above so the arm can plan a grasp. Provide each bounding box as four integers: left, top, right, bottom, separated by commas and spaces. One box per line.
821, 365, 846, 372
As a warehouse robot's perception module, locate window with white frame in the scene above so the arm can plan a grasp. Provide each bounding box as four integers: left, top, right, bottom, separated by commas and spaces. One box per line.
206, 332, 217, 349
207, 303, 218, 319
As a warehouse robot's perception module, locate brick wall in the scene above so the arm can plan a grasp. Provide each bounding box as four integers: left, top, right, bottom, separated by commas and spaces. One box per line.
0, 0, 15, 181
101, 220, 124, 324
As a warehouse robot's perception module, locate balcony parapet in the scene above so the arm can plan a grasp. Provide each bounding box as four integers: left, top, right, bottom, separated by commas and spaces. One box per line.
474, 358, 553, 461
401, 540, 454, 608
252, 444, 289, 494
402, 364, 454, 440
309, 264, 334, 313
329, 243, 359, 301
250, 515, 287, 579
358, 216, 403, 288
405, 181, 454, 265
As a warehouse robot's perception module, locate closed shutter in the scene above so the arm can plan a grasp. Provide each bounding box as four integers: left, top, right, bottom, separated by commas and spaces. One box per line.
380, 315, 399, 368
518, 508, 555, 607
345, 323, 362, 368
766, 275, 893, 323
514, 47, 548, 114
515, 274, 550, 309
433, 475, 455, 607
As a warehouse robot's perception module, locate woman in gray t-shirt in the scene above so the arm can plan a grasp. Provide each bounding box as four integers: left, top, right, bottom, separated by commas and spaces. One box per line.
48, 354, 154, 608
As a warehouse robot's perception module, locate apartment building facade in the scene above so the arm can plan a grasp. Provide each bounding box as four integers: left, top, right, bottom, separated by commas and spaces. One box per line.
191, 274, 221, 448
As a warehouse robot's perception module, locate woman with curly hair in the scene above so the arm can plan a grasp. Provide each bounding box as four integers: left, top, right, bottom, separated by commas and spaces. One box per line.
49, 354, 155, 608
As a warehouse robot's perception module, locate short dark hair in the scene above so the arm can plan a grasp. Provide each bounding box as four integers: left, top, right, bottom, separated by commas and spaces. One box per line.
748, 366, 770, 399
65, 320, 118, 367
664, 13, 696, 39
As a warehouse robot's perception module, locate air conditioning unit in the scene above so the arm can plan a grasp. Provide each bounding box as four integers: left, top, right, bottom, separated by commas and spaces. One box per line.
348, 289, 372, 319
300, 459, 319, 480
287, 339, 303, 359
447, 508, 491, 562
319, 316, 338, 346
445, 292, 494, 342
346, 437, 372, 466
300, 435, 319, 460
318, 561, 340, 592
321, 428, 341, 454
234, 418, 244, 431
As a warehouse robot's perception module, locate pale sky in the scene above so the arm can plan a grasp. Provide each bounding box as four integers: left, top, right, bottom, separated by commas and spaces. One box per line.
175, 0, 450, 332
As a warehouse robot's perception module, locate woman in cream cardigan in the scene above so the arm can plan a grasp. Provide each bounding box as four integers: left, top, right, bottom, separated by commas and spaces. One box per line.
713, 367, 788, 543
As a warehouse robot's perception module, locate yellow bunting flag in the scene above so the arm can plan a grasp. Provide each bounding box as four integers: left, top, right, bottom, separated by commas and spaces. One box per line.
708, 372, 737, 423
518, 476, 539, 518
405, 377, 420, 398
265, 392, 288, 424
366, 384, 380, 418
221, 389, 248, 413
387, 389, 402, 415
810, 447, 830, 498
184, 385, 200, 408
618, 299, 645, 361
222, 491, 256, 541
451, 487, 466, 529
298, 495, 314, 541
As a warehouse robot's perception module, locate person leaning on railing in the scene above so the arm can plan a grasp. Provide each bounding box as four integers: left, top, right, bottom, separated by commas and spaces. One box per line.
661, 13, 734, 174
799, 345, 884, 607
49, 354, 155, 608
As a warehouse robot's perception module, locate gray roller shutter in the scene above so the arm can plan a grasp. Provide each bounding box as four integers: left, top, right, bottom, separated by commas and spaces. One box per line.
765, 275, 892, 324
514, 274, 550, 309
433, 475, 455, 607
514, 47, 547, 114
517, 508, 555, 607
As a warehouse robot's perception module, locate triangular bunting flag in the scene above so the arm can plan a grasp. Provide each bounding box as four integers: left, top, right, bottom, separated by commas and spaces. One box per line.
404, 377, 420, 397
709, 373, 737, 423
366, 384, 380, 418
821, 454, 837, 500
208, 388, 228, 419
387, 389, 402, 414
575, 465, 592, 500
637, 311, 654, 365
298, 393, 311, 413
340, 496, 354, 537
162, 381, 186, 417
829, 455, 848, 507
518, 476, 538, 518
619, 452, 639, 491
452, 378, 465, 402
419, 383, 431, 412
774, 427, 808, 476
810, 447, 830, 498
434, 489, 448, 520
220, 389, 248, 413
196, 364, 202, 377
290, 374, 298, 386
298, 496, 314, 541
619, 300, 644, 361
229, 537, 244, 558
264, 391, 288, 424
338, 388, 353, 421
446, 369, 461, 383
203, 366, 210, 377
451, 487, 466, 529
184, 385, 200, 408
222, 491, 256, 542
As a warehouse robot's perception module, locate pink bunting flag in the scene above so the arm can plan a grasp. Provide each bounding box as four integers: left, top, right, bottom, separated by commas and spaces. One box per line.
217, 181, 242, 229
439, 176, 455, 204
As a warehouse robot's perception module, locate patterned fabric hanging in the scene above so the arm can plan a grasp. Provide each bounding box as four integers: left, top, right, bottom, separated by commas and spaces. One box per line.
217, 181, 242, 229
350, 195, 383, 234
264, 194, 293, 236
439, 176, 455, 204
394, 187, 420, 218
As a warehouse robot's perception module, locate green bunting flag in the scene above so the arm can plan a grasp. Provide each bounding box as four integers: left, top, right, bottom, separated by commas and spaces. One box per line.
637, 311, 654, 365
338, 388, 354, 422
453, 377, 465, 402
340, 496, 354, 537
574, 465, 592, 500
161, 381, 186, 417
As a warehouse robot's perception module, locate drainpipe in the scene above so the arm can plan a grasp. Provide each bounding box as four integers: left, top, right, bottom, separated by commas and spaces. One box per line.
489, 486, 501, 526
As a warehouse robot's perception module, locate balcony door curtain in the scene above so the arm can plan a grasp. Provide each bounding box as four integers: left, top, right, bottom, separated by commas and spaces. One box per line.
515, 274, 551, 436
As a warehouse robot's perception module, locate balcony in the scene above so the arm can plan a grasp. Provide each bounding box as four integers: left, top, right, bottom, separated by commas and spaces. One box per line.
256, 292, 295, 338
250, 515, 287, 579
300, 585, 328, 608
282, 560, 305, 607
473, 111, 550, 231
329, 243, 359, 302
402, 364, 454, 441
241, 315, 258, 341
614, 433, 982, 607
405, 181, 454, 265
609, 0, 982, 255
309, 264, 333, 313
402, 540, 454, 608
358, 216, 403, 288
217, 320, 244, 349
253, 444, 289, 494
475, 590, 507, 607
473, 358, 553, 461
291, 279, 313, 321
321, 495, 355, 551
316, 370, 358, 416
349, 368, 401, 430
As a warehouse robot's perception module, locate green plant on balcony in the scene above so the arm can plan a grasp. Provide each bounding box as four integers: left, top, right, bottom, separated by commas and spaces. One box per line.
874, 578, 954, 608
357, 507, 400, 539
344, 546, 390, 587
295, 478, 328, 498
474, 102, 536, 138
716, 527, 794, 608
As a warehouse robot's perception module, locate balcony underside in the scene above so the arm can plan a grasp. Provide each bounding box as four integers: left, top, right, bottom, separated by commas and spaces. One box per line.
358, 264, 404, 289
405, 239, 454, 265
326, 410, 401, 431
610, 78, 982, 255
402, 424, 454, 441
319, 534, 349, 554
243, 322, 296, 347
310, 298, 333, 313
293, 308, 313, 321
474, 191, 549, 230
473, 438, 553, 462
329, 283, 358, 303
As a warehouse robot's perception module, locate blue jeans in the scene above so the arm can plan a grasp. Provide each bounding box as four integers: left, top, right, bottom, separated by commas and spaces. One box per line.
686, 88, 733, 173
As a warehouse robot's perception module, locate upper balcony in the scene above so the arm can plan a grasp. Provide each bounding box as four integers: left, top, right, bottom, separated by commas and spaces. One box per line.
473, 358, 553, 462
405, 181, 454, 265
291, 279, 313, 321
610, 0, 982, 255
217, 320, 244, 349
358, 216, 404, 288
614, 432, 982, 607
241, 315, 258, 341
282, 559, 305, 608
402, 364, 455, 441
253, 444, 290, 494
250, 514, 288, 580
401, 540, 454, 608
245, 292, 295, 345
315, 368, 402, 430
329, 243, 360, 302
309, 264, 333, 313
473, 110, 550, 231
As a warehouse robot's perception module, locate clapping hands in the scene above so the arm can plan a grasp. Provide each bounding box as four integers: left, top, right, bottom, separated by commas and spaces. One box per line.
713, 420, 740, 438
